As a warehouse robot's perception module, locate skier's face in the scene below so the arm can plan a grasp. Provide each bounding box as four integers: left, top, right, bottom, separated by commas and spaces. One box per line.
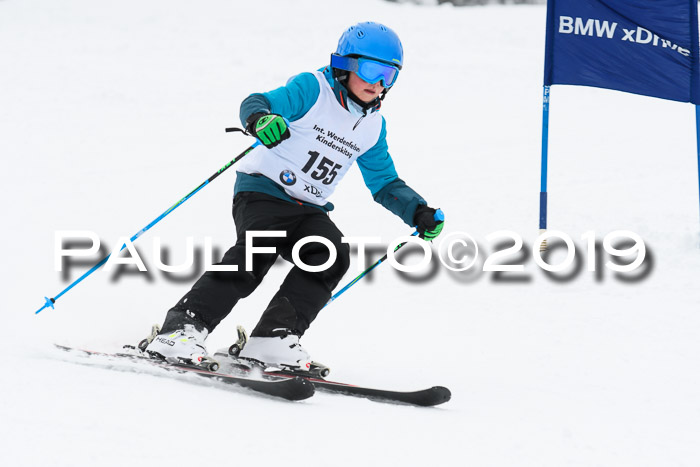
347, 72, 384, 103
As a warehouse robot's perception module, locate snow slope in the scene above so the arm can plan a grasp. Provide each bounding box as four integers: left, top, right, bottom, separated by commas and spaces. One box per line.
2, 0, 699, 466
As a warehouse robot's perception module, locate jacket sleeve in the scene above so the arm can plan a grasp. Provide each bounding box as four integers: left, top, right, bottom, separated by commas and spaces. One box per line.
239, 72, 321, 126
357, 117, 426, 226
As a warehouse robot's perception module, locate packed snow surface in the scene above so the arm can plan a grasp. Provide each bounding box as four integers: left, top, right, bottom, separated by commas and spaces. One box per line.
2, 0, 699, 466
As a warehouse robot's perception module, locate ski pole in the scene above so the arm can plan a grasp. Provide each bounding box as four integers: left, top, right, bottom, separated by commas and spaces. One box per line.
35, 139, 258, 315
325, 209, 444, 307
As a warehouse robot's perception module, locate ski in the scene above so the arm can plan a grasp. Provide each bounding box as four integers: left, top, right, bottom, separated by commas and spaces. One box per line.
54, 345, 315, 401
217, 326, 451, 406
267, 372, 451, 407
213, 350, 451, 407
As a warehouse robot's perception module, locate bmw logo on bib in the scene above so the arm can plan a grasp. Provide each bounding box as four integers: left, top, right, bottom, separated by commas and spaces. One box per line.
279, 170, 296, 186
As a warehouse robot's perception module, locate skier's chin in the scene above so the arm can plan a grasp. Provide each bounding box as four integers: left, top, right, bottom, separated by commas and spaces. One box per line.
358, 91, 378, 102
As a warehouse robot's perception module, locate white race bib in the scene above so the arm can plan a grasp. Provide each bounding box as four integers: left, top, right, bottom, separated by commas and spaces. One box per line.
236, 72, 383, 205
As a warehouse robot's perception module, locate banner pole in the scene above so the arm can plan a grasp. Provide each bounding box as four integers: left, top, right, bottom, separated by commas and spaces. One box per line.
696, 105, 700, 246
539, 85, 550, 251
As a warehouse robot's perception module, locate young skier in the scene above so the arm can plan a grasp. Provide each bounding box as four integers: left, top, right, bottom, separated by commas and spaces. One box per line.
145, 21, 444, 370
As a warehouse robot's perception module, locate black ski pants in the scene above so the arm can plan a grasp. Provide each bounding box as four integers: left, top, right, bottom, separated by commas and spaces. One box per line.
165, 191, 350, 337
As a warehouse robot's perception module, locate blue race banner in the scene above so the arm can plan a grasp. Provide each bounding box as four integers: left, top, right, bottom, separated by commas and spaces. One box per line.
544, 0, 700, 103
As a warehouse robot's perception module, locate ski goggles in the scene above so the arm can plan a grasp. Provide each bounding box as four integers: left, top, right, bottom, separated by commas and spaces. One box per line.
331, 54, 401, 88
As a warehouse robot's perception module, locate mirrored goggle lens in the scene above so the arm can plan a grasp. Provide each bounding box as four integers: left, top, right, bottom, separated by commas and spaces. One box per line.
356, 58, 399, 88
331, 55, 400, 88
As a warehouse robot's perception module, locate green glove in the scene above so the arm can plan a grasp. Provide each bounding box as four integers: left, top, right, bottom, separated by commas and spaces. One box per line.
413, 206, 445, 241
247, 113, 290, 149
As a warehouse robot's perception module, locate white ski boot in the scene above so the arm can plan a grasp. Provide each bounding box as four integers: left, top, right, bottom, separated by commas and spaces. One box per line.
144, 324, 217, 370
238, 329, 313, 371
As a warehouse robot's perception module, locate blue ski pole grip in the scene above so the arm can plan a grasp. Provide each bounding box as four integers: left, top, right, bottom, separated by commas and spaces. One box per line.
434, 209, 445, 223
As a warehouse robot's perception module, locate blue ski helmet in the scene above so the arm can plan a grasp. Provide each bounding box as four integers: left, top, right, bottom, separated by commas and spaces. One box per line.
331, 21, 403, 115
330, 22, 403, 89
335, 22, 403, 69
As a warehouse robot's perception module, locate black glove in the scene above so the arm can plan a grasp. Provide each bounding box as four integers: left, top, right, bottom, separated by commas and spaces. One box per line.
413, 205, 445, 240
246, 112, 291, 149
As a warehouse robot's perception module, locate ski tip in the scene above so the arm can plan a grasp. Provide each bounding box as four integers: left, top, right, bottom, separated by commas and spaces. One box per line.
418, 386, 451, 407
